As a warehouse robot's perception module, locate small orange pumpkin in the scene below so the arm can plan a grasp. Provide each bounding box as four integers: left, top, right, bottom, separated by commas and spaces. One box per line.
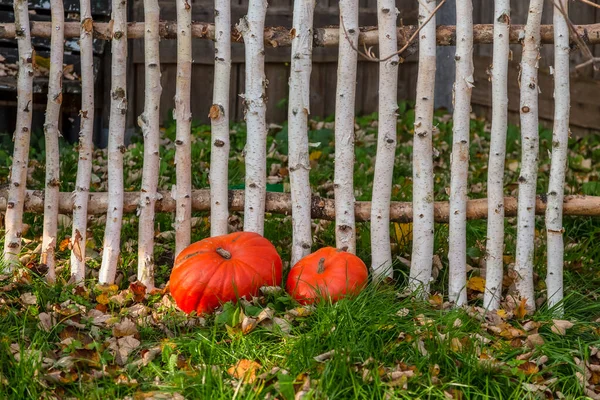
169, 232, 282, 315
285, 247, 368, 304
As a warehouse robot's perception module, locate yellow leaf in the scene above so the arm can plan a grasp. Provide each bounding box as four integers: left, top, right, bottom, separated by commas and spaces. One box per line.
394, 223, 413, 242
496, 309, 508, 319
515, 298, 528, 320
34, 55, 51, 69
96, 283, 119, 294
429, 294, 443, 307
467, 276, 486, 292
59, 238, 71, 252
502, 255, 514, 264
309, 151, 322, 161
96, 293, 110, 305
227, 359, 261, 383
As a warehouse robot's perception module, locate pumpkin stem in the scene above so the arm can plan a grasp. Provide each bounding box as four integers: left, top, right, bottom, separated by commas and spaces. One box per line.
216, 247, 232, 259
317, 258, 326, 274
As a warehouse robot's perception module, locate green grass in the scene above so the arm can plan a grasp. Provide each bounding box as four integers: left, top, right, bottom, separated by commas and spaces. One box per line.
1, 103, 600, 398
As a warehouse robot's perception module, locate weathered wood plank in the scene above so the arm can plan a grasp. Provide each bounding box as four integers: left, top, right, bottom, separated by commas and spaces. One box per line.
471, 56, 600, 131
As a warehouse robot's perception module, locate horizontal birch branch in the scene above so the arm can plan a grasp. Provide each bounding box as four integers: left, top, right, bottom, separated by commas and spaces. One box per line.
1, 190, 599, 222
1, 22, 599, 47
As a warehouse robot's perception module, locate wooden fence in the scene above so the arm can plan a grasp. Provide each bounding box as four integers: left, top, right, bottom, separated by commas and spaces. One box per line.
2, 0, 600, 313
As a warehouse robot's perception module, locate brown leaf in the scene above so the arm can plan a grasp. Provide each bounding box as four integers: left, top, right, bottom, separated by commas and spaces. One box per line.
38, 312, 56, 332
526, 333, 545, 348
241, 315, 258, 334
113, 318, 138, 337
227, 359, 261, 383
550, 320, 574, 336
20, 292, 37, 305
514, 298, 528, 320
72, 229, 83, 262
314, 350, 335, 362
518, 361, 539, 375
132, 391, 184, 400
130, 281, 147, 302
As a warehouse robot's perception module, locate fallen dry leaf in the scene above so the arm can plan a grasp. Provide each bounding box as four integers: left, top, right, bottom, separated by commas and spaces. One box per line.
20, 292, 37, 305
132, 391, 185, 400
241, 315, 258, 334
227, 359, 261, 383
514, 298, 529, 320
113, 318, 138, 337
526, 333, 545, 348
108, 335, 141, 366
467, 276, 485, 293
314, 350, 335, 362
551, 320, 574, 336
518, 361, 539, 375
38, 312, 56, 332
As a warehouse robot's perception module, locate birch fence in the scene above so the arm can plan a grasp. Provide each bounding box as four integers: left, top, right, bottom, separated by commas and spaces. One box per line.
1, 0, 599, 312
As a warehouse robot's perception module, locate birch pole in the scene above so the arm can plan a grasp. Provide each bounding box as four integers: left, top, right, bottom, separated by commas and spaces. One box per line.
69, 0, 95, 283
137, 0, 162, 289
448, 0, 474, 306
239, 0, 268, 235
288, 0, 316, 266
483, 0, 510, 311
98, 0, 127, 285
546, 0, 570, 313
334, 0, 359, 254
3, 0, 34, 269
409, 0, 437, 294
209, 0, 231, 237
370, 0, 399, 279
174, 0, 192, 256
41, 0, 65, 282
515, 0, 544, 312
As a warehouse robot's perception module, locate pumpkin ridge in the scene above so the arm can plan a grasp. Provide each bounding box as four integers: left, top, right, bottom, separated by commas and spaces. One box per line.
191, 256, 232, 313
235, 258, 278, 286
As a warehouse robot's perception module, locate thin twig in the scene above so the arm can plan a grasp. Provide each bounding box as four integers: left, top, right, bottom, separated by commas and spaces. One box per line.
553, 0, 600, 71
578, 0, 600, 9
340, 0, 447, 63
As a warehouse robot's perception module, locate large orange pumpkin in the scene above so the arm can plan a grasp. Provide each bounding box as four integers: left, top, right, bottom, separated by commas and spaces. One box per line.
169, 232, 282, 315
285, 247, 368, 304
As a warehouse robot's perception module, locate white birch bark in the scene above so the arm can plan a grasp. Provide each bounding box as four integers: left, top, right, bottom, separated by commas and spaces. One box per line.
174, 0, 192, 257
209, 0, 231, 237
409, 0, 436, 294
98, 0, 127, 285
546, 0, 570, 314
448, 0, 474, 306
334, 0, 358, 253
137, 0, 162, 289
69, 0, 95, 283
370, 0, 399, 279
288, 0, 316, 266
515, 0, 544, 312
3, 0, 34, 269
238, 0, 268, 235
41, 0, 65, 282
483, 0, 510, 310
